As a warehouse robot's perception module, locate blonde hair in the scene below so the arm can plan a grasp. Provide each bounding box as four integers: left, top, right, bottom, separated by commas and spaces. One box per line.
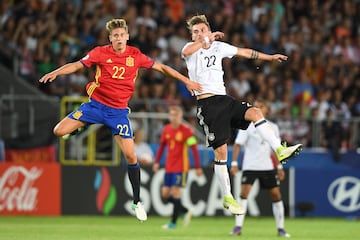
169, 105, 183, 114
186, 14, 211, 32
105, 18, 128, 34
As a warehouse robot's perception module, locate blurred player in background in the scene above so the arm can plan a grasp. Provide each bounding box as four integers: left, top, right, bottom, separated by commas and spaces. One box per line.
229, 99, 290, 237
39, 18, 202, 222
182, 14, 302, 215
153, 105, 203, 229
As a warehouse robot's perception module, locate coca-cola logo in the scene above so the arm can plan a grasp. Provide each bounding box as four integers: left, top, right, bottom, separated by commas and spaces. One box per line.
0, 166, 42, 212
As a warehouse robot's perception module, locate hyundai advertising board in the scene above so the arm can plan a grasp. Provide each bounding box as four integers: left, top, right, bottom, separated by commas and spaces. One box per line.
295, 169, 360, 217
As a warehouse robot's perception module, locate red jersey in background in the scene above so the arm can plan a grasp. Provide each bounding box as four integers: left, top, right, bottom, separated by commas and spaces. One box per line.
157, 124, 198, 173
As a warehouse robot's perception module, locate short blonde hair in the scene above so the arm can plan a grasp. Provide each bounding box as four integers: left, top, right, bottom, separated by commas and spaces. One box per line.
186, 14, 211, 32
169, 105, 183, 114
106, 18, 128, 34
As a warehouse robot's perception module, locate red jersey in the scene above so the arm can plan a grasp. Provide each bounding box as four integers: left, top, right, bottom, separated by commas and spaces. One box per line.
156, 123, 198, 173
80, 45, 154, 108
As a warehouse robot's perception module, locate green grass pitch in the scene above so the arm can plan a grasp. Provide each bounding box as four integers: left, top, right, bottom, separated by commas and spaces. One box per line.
0, 216, 358, 240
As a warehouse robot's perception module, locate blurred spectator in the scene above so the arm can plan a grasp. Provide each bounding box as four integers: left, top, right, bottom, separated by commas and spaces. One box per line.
291, 69, 315, 118
168, 24, 188, 54
17, 36, 37, 85
134, 128, 154, 166
321, 109, 342, 161
79, 15, 97, 48
276, 107, 295, 145
228, 69, 251, 100
314, 88, 331, 121
69, 68, 88, 96
135, 3, 157, 30
47, 56, 71, 98
330, 89, 352, 150
165, 0, 184, 24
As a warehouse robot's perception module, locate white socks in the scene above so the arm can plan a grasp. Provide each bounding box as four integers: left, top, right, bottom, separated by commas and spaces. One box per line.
254, 118, 281, 151
234, 199, 285, 229
235, 198, 247, 226
214, 160, 232, 197
272, 200, 285, 229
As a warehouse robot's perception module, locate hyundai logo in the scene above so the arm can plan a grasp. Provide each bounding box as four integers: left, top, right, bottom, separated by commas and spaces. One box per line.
327, 176, 360, 212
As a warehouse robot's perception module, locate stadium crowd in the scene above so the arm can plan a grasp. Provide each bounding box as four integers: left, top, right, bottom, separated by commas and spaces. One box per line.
0, 0, 359, 155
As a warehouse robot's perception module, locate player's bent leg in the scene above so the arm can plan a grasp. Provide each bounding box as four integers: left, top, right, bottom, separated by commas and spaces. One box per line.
276, 142, 302, 163
223, 196, 244, 215
62, 125, 89, 140
54, 118, 86, 138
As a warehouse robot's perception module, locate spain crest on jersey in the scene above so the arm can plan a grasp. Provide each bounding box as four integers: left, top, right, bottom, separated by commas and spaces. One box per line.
175, 132, 183, 141
126, 56, 134, 67
72, 111, 83, 120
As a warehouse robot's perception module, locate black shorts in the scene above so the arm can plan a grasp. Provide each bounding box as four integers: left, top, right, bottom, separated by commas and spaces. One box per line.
241, 170, 280, 189
196, 95, 252, 149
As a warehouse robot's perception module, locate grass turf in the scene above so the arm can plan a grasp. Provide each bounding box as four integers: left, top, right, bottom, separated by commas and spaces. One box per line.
0, 216, 358, 240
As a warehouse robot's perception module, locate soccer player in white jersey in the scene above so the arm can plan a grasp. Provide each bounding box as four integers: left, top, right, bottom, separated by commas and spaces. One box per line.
229, 100, 291, 237
181, 14, 302, 215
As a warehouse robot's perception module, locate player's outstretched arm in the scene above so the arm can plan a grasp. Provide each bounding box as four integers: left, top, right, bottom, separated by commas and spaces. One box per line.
230, 143, 241, 176
190, 143, 203, 176
182, 31, 224, 57
152, 62, 202, 95
39, 61, 84, 83
236, 48, 288, 63
153, 141, 166, 173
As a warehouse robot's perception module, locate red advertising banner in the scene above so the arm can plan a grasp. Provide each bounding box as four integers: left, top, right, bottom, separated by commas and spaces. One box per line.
0, 162, 61, 215
4, 145, 56, 163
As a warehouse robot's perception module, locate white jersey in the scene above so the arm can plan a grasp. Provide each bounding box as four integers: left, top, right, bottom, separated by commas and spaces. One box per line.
135, 142, 154, 164
234, 120, 280, 171
182, 41, 237, 96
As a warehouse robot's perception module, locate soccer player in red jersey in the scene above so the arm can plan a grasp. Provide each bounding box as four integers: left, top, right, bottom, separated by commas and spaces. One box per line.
39, 18, 202, 221
153, 105, 203, 229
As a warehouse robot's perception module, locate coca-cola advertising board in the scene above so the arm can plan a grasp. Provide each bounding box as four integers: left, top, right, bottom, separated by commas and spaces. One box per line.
0, 163, 61, 215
